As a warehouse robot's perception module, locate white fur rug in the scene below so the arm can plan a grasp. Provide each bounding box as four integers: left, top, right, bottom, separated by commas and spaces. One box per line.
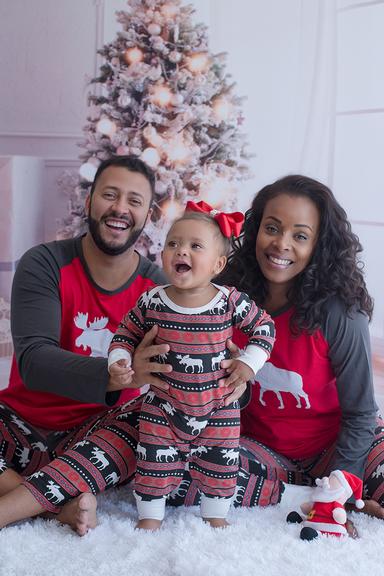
0, 485, 382, 576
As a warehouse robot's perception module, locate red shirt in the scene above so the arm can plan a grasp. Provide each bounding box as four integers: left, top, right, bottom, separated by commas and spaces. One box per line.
237, 307, 341, 459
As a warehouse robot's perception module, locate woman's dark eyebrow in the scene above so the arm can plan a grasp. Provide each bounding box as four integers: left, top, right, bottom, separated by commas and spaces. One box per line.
264, 215, 314, 231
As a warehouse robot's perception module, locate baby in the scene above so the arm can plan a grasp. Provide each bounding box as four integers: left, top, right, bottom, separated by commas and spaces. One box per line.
108, 201, 275, 529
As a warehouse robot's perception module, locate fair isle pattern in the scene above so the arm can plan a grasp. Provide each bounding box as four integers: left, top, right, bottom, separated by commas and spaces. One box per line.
109, 285, 275, 418
134, 393, 240, 500
10, 395, 384, 511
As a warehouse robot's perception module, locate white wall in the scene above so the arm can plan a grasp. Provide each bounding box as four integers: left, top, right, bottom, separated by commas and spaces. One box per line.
333, 0, 384, 341
0, 0, 383, 340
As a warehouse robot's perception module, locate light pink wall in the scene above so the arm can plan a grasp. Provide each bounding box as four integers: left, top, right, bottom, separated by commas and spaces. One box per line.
0, 0, 382, 343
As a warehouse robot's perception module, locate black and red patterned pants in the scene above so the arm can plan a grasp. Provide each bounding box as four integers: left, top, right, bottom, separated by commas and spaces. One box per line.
1, 399, 384, 512
135, 393, 240, 504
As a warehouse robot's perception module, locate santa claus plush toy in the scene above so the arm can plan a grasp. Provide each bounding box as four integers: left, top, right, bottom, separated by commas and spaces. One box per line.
286, 470, 365, 540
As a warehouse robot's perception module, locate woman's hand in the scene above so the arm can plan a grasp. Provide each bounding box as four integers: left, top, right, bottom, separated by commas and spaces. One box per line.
219, 339, 247, 405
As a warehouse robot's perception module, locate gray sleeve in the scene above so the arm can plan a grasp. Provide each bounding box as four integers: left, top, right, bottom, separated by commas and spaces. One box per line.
11, 244, 111, 405
322, 298, 378, 478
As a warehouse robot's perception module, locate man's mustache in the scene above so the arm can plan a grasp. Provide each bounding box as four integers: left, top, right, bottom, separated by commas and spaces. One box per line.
101, 210, 133, 227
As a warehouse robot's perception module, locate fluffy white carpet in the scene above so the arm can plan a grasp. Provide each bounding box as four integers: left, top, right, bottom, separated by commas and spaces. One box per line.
0, 485, 382, 576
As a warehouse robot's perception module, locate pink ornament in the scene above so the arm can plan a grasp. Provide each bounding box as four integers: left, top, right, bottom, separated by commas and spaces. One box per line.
169, 51, 182, 64
171, 93, 184, 106
148, 23, 161, 36
116, 145, 130, 155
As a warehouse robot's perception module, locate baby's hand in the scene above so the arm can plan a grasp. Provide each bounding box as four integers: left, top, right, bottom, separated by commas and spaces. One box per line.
218, 359, 255, 406
224, 359, 255, 387
107, 359, 135, 392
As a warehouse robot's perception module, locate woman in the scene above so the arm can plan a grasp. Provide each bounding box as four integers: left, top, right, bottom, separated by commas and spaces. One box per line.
169, 174, 383, 526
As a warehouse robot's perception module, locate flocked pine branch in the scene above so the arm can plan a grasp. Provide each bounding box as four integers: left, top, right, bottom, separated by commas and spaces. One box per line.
58, 0, 252, 262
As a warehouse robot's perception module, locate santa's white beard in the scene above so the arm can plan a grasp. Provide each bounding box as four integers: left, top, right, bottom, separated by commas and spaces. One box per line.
312, 485, 348, 503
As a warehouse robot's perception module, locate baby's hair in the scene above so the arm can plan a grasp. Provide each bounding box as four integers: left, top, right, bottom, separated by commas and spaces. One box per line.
171, 211, 232, 256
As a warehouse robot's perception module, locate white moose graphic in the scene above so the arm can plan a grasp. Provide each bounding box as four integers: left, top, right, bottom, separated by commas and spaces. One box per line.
138, 292, 151, 307
16, 447, 30, 468
190, 445, 208, 458
253, 325, 271, 336
233, 484, 246, 505
145, 390, 156, 404
149, 296, 163, 311
157, 352, 169, 364
184, 416, 208, 435
220, 448, 239, 465
137, 443, 147, 460
10, 415, 31, 435
74, 312, 114, 357
161, 401, 176, 416
211, 351, 226, 371
168, 479, 191, 501
44, 480, 65, 504
373, 464, 384, 479
105, 472, 120, 485
234, 299, 251, 319
256, 362, 310, 410
72, 440, 90, 449
176, 354, 203, 373
28, 471, 44, 480
31, 441, 48, 452
90, 447, 110, 470
209, 299, 226, 314
156, 446, 178, 462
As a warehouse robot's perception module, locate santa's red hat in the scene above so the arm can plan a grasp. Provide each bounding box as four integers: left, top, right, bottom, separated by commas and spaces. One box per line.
331, 470, 364, 509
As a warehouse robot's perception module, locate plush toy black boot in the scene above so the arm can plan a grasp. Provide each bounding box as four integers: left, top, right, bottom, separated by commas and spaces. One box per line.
286, 511, 303, 524
300, 527, 319, 541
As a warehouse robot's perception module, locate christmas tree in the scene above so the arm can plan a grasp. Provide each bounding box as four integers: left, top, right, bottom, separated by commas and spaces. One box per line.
59, 0, 251, 262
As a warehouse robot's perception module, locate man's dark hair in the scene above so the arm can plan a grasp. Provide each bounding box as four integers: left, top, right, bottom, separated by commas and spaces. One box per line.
90, 156, 156, 205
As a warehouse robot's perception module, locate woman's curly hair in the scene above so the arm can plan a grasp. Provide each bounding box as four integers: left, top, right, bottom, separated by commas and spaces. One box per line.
218, 175, 373, 334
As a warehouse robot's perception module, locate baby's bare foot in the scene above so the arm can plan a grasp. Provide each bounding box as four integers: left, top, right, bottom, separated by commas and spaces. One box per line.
204, 517, 230, 529
135, 518, 162, 531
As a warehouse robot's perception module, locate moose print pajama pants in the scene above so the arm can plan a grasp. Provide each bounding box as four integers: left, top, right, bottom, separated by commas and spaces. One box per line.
134, 392, 240, 519
2, 398, 384, 513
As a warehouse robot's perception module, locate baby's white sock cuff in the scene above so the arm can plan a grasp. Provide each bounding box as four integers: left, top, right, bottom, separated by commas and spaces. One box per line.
134, 492, 166, 521
200, 494, 232, 519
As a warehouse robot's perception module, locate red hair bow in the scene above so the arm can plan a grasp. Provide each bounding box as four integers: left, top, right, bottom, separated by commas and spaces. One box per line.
185, 200, 244, 238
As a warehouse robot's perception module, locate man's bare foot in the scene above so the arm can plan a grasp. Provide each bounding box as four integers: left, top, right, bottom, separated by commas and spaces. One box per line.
135, 518, 162, 531
203, 517, 229, 528
56, 493, 97, 536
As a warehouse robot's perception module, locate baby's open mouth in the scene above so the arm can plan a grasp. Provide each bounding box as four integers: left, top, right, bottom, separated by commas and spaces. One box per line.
175, 263, 191, 273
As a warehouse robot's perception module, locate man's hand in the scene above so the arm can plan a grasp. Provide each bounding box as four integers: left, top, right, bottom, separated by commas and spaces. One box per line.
347, 499, 384, 520
219, 339, 248, 406
107, 359, 134, 392
131, 325, 172, 391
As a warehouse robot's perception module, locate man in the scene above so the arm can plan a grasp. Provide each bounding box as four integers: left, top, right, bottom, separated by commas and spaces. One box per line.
0, 155, 245, 535
0, 156, 172, 534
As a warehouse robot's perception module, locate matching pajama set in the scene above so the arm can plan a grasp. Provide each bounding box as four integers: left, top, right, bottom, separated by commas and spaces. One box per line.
108, 284, 275, 519
1, 242, 383, 517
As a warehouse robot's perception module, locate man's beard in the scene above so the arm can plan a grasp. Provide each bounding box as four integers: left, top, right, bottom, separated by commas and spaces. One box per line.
88, 212, 145, 256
